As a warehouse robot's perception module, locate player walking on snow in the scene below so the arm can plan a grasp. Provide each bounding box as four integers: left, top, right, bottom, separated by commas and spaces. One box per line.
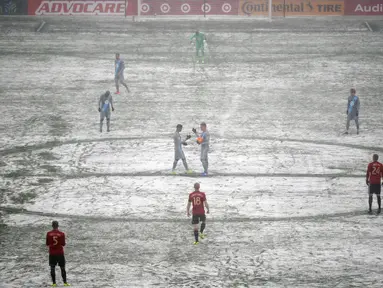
114, 53, 130, 94
187, 183, 209, 245
192, 122, 210, 176
98, 90, 114, 133
345, 88, 360, 135
366, 154, 383, 214
46, 221, 70, 287
172, 124, 192, 174
190, 30, 207, 64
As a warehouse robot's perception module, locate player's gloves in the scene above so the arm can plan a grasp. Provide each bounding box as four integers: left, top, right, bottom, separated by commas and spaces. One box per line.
98, 108, 101, 112
346, 110, 348, 115
182, 142, 188, 146
366, 180, 369, 186
186, 134, 191, 140
192, 128, 197, 134
112, 107, 115, 112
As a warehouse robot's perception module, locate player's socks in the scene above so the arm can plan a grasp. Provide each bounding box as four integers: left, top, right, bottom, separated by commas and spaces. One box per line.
200, 223, 206, 234
377, 208, 381, 214
194, 230, 199, 242
369, 196, 373, 212
61, 267, 67, 283
377, 197, 381, 210
50, 267, 56, 285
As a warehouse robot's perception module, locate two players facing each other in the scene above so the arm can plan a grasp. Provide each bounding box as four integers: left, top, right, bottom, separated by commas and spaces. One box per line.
366, 154, 383, 214
46, 221, 70, 287
173, 122, 210, 176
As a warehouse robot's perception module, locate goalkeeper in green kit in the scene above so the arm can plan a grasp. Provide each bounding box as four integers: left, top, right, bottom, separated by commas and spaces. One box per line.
190, 30, 207, 64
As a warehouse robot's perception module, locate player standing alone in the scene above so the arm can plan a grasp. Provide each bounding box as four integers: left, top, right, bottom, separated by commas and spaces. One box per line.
345, 88, 360, 135
190, 30, 207, 64
46, 221, 70, 287
366, 154, 383, 214
187, 183, 209, 245
114, 53, 130, 94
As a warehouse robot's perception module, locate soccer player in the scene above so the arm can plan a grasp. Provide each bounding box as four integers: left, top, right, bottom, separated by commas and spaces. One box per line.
187, 183, 209, 245
366, 154, 383, 214
192, 122, 210, 176
345, 88, 360, 135
172, 124, 192, 174
190, 30, 207, 64
114, 53, 130, 94
46, 221, 70, 287
98, 90, 114, 133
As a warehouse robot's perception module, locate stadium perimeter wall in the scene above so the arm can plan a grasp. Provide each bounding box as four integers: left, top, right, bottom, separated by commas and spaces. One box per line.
0, 0, 382, 17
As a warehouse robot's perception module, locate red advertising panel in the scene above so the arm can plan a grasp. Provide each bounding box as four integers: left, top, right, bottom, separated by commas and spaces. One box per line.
140, 0, 238, 15
345, 0, 383, 15
28, 0, 137, 16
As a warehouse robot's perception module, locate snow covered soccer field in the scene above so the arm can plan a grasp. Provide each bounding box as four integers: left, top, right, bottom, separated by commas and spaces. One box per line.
0, 16, 383, 287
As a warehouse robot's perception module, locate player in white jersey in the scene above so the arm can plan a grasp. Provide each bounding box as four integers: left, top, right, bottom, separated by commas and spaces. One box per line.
172, 124, 192, 174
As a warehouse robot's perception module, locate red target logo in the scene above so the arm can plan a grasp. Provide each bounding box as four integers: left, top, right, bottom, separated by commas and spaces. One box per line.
181, 3, 191, 14
201, 3, 211, 13
222, 3, 232, 13
141, 3, 150, 13
160, 3, 171, 13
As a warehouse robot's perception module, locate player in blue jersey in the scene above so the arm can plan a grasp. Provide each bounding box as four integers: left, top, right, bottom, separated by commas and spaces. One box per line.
98, 90, 114, 132
114, 53, 130, 94
345, 88, 360, 135
192, 122, 210, 176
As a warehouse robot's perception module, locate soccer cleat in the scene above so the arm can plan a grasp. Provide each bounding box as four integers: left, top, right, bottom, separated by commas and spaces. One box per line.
114, 91, 120, 95
193, 241, 199, 245
186, 170, 193, 174
201, 172, 208, 177
126, 87, 131, 93
64, 283, 71, 287
377, 208, 381, 214
199, 233, 206, 239
368, 209, 373, 214
357, 130, 359, 135
171, 170, 176, 175
51, 284, 57, 287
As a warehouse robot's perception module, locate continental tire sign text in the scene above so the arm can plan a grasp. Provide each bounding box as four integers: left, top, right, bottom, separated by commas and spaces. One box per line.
240, 0, 344, 16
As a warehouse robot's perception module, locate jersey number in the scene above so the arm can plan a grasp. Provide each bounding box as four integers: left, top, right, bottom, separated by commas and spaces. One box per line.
193, 197, 201, 206
372, 166, 381, 175
53, 236, 58, 246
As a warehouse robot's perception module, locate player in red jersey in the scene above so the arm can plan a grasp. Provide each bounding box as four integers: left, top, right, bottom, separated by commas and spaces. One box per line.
46, 221, 70, 287
186, 183, 209, 245
366, 154, 383, 214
